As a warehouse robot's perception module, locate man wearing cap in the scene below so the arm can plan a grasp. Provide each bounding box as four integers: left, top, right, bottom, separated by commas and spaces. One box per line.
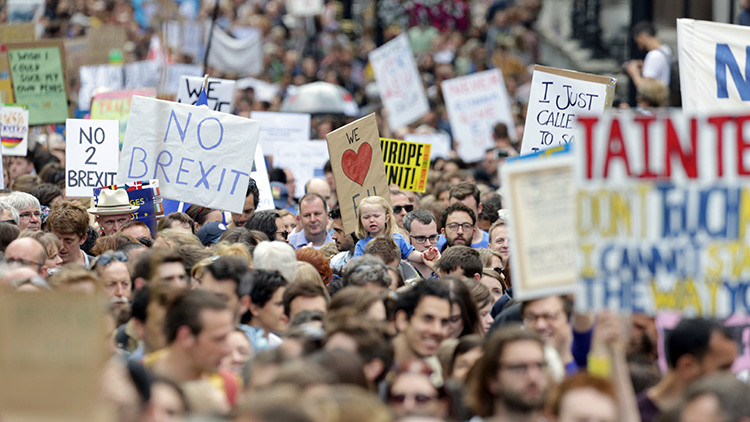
197, 222, 228, 246
89, 189, 139, 237
286, 193, 332, 249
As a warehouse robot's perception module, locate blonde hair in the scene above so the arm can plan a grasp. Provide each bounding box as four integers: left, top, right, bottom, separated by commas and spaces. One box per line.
355, 196, 396, 239
212, 241, 253, 266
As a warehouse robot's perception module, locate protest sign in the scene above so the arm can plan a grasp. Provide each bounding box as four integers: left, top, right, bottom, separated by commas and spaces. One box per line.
177, 76, 235, 113
251, 111, 311, 155
272, 140, 330, 198
380, 137, 431, 192
442, 69, 515, 163
78, 63, 124, 109
405, 132, 451, 160
91, 88, 157, 148
7, 0, 44, 24
502, 153, 577, 299
66, 119, 119, 197
0, 105, 29, 157
207, 27, 262, 77
0, 292, 107, 419
677, 19, 750, 113
521, 65, 615, 155
163, 63, 203, 95
368, 34, 429, 131
285, 0, 323, 16
575, 110, 750, 317
94, 180, 162, 237
252, 144, 275, 211
326, 113, 390, 234
6, 40, 68, 125
0, 23, 35, 103
117, 96, 260, 213
164, 20, 205, 58
87, 25, 127, 65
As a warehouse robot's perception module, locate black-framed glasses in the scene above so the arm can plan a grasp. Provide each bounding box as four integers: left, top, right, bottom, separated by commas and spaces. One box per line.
411, 234, 438, 244
388, 393, 437, 404
445, 222, 473, 232
6, 257, 43, 268
393, 205, 414, 214
92, 251, 128, 268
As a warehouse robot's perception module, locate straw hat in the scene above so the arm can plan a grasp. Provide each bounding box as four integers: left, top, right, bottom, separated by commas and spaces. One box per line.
88, 189, 139, 216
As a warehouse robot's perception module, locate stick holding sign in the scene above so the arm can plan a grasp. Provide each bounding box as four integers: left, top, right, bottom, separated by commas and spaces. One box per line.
326, 113, 390, 234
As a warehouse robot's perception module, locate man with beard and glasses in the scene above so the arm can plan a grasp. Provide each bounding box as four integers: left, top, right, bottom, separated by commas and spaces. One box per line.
465, 325, 550, 422
92, 250, 132, 325
440, 202, 476, 251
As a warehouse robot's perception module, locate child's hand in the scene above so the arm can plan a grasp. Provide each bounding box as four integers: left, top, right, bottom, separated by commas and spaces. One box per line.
422, 247, 439, 262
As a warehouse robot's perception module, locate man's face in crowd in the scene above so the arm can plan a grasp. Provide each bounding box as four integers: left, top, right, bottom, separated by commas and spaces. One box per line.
288, 295, 327, 322
5, 238, 45, 275
155, 262, 188, 289
693, 332, 738, 379
443, 211, 475, 247
522, 296, 570, 350
98, 213, 132, 236
491, 225, 510, 260
101, 261, 132, 303
9, 157, 33, 180
18, 206, 41, 231
231, 193, 255, 227
200, 271, 242, 318
491, 339, 548, 413
252, 287, 288, 333
188, 309, 233, 373
331, 218, 354, 252
396, 295, 450, 358
54, 231, 85, 264
299, 197, 326, 238
408, 220, 438, 252
392, 194, 412, 229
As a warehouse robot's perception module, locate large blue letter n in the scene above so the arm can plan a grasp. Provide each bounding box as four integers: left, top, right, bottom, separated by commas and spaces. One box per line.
716, 44, 750, 100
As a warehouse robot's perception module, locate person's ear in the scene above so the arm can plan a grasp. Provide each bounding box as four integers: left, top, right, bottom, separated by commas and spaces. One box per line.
239, 296, 251, 316
79, 233, 87, 246
395, 310, 409, 333
473, 272, 481, 281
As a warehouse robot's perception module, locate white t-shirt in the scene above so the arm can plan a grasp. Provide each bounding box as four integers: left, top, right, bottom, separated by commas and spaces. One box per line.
642, 45, 672, 86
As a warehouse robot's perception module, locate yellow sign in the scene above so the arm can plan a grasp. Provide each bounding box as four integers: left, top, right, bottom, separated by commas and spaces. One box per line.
380, 137, 431, 192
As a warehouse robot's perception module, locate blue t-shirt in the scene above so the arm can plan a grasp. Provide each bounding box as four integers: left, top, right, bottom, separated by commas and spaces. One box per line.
353, 233, 415, 260
435, 229, 489, 250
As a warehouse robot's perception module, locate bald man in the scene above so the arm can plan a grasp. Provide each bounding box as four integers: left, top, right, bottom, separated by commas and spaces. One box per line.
4, 237, 47, 276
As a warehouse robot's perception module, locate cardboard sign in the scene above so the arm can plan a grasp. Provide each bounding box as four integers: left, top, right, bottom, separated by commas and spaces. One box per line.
66, 119, 119, 197
272, 140, 330, 198
325, 113, 390, 234
575, 110, 750, 317
369, 34, 429, 131
521, 65, 615, 155
380, 137, 431, 192
677, 19, 750, 113
91, 88, 157, 149
87, 25, 127, 65
0, 105, 29, 156
177, 76, 235, 113
117, 96, 260, 213
442, 69, 516, 163
252, 144, 275, 211
94, 180, 163, 237
251, 111, 311, 155
285, 0, 323, 16
206, 26, 262, 77
502, 153, 577, 300
405, 132, 451, 160
0, 292, 106, 419
7, 40, 68, 125
0, 23, 35, 103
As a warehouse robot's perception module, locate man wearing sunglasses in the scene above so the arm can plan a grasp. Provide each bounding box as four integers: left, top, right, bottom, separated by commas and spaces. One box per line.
403, 209, 439, 279
391, 190, 413, 230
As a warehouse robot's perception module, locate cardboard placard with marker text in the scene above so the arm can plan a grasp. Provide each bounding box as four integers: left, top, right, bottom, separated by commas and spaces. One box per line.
326, 113, 391, 234
380, 137, 431, 193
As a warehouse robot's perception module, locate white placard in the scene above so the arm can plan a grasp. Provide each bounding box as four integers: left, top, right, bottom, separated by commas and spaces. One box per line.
235, 77, 281, 102
251, 144, 274, 211
441, 69, 516, 163
117, 96, 259, 213
207, 26, 263, 77
272, 140, 330, 198
0, 106, 29, 157
176, 76, 235, 113
66, 119, 119, 197
404, 133, 451, 160
250, 111, 311, 155
285, 0, 323, 16
369, 34, 429, 131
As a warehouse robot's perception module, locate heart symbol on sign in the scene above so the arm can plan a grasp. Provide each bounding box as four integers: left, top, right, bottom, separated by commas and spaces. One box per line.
341, 142, 372, 186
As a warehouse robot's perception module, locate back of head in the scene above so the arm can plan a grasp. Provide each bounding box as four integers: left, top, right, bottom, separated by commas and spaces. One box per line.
253, 241, 297, 283
632, 20, 656, 37
682, 373, 750, 422
363, 236, 400, 266
437, 245, 482, 278
666, 318, 729, 369
2, 191, 40, 212
341, 255, 391, 290
205, 255, 252, 297
548, 373, 616, 418
164, 289, 228, 344
243, 210, 279, 241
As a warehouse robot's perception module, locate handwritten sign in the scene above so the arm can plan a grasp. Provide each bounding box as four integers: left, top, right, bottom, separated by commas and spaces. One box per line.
91, 88, 157, 149
0, 105, 29, 157
326, 113, 390, 234
251, 111, 311, 155
66, 119, 119, 197
177, 76, 235, 112
94, 180, 162, 237
0, 292, 106, 419
521, 65, 615, 155
7, 41, 68, 125
380, 137, 431, 192
502, 153, 577, 299
575, 110, 750, 317
442, 69, 515, 163
117, 96, 260, 213
369, 34, 429, 131
272, 140, 330, 198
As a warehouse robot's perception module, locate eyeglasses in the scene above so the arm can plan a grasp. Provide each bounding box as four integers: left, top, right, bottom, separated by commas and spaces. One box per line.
19, 211, 41, 219
411, 234, 438, 244
523, 311, 563, 325
393, 205, 414, 214
276, 230, 289, 240
6, 257, 43, 268
92, 251, 128, 268
499, 361, 547, 376
445, 222, 473, 232
388, 393, 437, 404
